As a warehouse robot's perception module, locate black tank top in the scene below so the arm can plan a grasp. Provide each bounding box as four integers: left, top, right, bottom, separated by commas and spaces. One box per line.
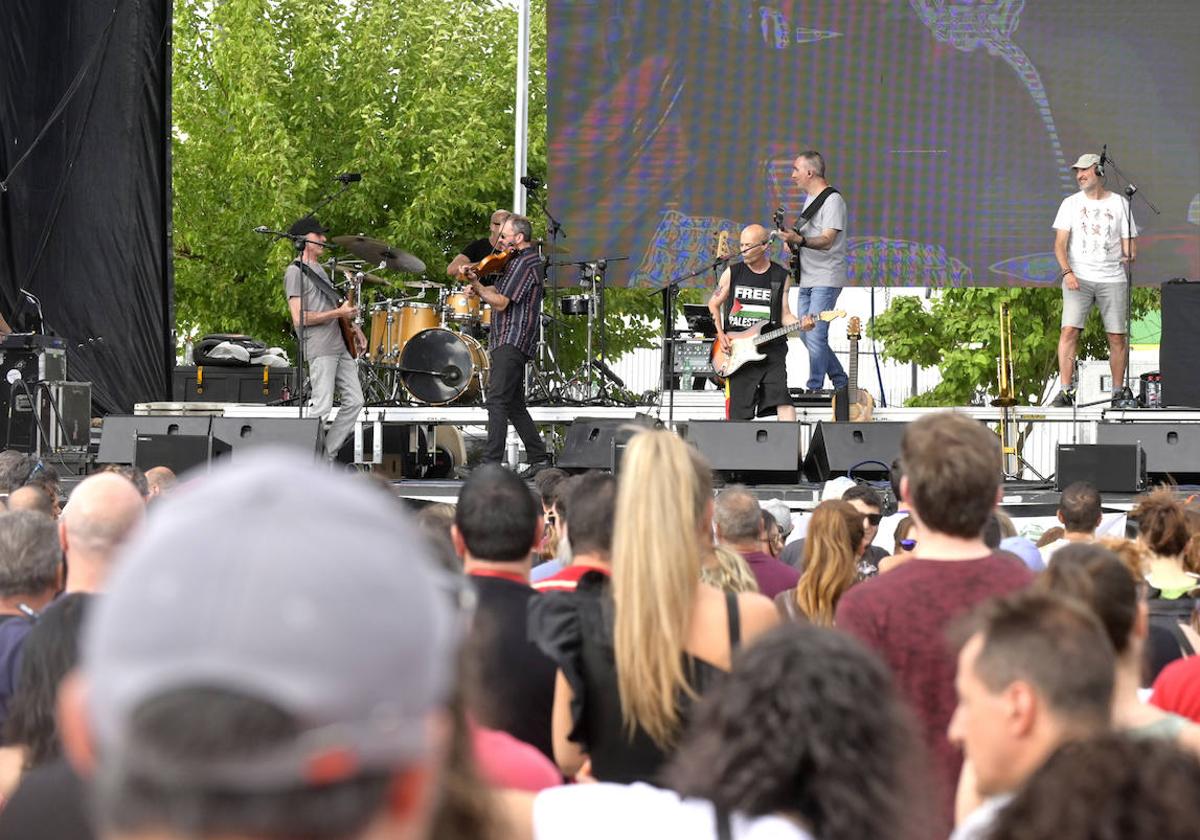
724, 260, 788, 354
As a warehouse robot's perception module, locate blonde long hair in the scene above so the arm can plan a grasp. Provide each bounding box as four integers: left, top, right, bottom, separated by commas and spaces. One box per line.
612, 429, 713, 748
795, 500, 864, 626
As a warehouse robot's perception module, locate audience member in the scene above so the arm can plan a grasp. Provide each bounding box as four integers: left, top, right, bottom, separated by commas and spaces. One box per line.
879, 514, 916, 574
59, 472, 146, 594
534, 473, 615, 593
948, 590, 1115, 840
1035, 526, 1064, 549
776, 500, 863, 625
986, 734, 1200, 840
0, 511, 64, 739
98, 464, 150, 499
1036, 543, 1200, 754
0, 593, 90, 800
530, 468, 570, 581
414, 503, 462, 574
759, 509, 783, 557
1132, 488, 1199, 600
1039, 481, 1102, 561
452, 465, 557, 760
836, 411, 1033, 832
714, 485, 799, 597
143, 465, 177, 499
26, 452, 458, 840
530, 430, 777, 784
841, 483, 890, 576
759, 499, 793, 548
699, 545, 760, 595
1151, 655, 1200, 724
5, 486, 55, 519
517, 624, 927, 840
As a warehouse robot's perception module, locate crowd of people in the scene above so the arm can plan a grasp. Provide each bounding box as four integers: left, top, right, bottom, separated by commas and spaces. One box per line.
0, 411, 1194, 838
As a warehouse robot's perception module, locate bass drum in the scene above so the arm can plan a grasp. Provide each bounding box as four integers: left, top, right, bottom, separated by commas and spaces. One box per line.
400, 328, 490, 405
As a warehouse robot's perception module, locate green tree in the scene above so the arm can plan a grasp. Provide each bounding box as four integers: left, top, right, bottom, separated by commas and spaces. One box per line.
870, 286, 1159, 406
172, 0, 548, 350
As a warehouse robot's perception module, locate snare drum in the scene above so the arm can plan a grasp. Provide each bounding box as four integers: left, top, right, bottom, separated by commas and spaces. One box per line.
399, 328, 490, 405
560, 295, 592, 316
446, 290, 481, 324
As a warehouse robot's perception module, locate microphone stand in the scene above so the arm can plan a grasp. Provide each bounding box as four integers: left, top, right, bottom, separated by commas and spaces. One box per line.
525, 183, 566, 399
1095, 148, 1159, 411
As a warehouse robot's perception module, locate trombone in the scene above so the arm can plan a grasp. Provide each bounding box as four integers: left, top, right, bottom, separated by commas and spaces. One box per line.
992, 302, 1044, 479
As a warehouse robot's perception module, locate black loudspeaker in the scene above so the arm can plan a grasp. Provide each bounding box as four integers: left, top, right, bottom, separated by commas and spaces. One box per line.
803, 421, 906, 482
557, 418, 644, 471
1160, 281, 1200, 408
1095, 423, 1200, 481
684, 421, 802, 481
98, 415, 323, 465
1056, 443, 1145, 492
134, 433, 232, 475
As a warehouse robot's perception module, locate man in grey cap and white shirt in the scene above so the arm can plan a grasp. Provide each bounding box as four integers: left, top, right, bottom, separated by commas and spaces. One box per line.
1050, 152, 1137, 408
47, 452, 459, 840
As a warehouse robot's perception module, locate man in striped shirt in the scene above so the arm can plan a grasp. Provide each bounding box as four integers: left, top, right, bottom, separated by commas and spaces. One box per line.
466, 214, 551, 476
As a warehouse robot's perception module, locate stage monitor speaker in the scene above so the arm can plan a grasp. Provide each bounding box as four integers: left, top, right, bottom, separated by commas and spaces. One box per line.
134, 433, 232, 476
1095, 422, 1200, 482
684, 421, 801, 482
558, 417, 652, 472
803, 421, 906, 482
1056, 443, 1145, 493
99, 415, 323, 465
1160, 281, 1200, 408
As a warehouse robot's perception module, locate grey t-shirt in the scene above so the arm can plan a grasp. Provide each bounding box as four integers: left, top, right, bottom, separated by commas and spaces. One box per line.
284, 261, 345, 359
797, 190, 848, 288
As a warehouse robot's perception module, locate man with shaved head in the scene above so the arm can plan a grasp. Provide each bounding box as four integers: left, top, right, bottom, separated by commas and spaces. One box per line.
708, 222, 802, 421
144, 465, 177, 500
59, 472, 146, 593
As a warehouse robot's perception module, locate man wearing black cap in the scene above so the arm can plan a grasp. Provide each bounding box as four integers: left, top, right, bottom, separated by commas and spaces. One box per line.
283, 217, 366, 460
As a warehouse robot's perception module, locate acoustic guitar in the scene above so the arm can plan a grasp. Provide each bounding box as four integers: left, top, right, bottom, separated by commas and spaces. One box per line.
831, 316, 875, 421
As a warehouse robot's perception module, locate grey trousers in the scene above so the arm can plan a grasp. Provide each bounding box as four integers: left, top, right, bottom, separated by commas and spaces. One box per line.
308, 354, 364, 457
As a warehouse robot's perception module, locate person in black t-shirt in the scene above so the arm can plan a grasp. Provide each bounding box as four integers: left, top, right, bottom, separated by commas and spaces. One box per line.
707, 223, 807, 421
446, 209, 510, 279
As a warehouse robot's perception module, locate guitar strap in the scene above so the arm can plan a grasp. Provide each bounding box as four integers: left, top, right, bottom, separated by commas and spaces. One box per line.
786, 186, 841, 284
292, 259, 341, 304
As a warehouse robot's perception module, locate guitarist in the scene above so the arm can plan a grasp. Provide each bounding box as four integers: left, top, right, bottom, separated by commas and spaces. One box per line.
283, 216, 366, 460
708, 224, 805, 421
777, 151, 849, 394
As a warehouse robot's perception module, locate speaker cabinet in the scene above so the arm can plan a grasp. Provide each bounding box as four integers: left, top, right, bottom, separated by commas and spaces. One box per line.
558, 419, 637, 471
1056, 443, 1145, 493
803, 421, 906, 482
1095, 422, 1200, 482
1160, 281, 1200, 408
134, 433, 232, 475
99, 415, 323, 465
684, 421, 802, 482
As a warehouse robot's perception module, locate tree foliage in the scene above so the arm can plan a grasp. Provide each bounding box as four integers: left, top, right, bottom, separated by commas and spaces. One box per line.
870, 286, 1159, 406
172, 0, 547, 349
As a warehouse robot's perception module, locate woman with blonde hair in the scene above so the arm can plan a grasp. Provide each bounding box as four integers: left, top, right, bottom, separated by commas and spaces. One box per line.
530, 428, 779, 784
776, 500, 865, 625
701, 544, 761, 594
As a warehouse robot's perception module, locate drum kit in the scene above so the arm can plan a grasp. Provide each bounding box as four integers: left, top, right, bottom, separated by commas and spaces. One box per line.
329, 235, 492, 406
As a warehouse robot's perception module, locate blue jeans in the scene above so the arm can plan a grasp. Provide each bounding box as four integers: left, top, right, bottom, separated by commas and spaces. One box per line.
795, 286, 848, 390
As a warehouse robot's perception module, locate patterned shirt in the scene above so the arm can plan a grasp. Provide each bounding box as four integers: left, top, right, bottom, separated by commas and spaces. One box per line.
491, 248, 544, 357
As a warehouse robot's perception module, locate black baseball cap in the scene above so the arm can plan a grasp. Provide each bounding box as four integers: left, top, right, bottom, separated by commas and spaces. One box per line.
288, 216, 329, 238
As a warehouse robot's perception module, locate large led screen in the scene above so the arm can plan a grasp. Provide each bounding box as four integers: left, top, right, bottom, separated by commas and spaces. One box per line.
547, 1, 1200, 287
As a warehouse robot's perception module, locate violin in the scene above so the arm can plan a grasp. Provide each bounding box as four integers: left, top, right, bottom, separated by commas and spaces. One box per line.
463, 247, 516, 285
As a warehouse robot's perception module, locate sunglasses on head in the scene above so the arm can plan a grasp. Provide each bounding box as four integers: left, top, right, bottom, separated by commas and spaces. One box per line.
899, 538, 917, 551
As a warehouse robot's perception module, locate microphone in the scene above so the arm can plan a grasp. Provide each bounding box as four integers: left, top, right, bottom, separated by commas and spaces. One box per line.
591, 359, 625, 389
520, 175, 543, 190
334, 173, 362, 183
253, 226, 270, 234
1099, 145, 1107, 168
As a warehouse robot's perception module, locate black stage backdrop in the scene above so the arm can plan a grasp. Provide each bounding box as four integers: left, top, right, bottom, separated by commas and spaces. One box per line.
547, 1, 1200, 288
0, 0, 172, 414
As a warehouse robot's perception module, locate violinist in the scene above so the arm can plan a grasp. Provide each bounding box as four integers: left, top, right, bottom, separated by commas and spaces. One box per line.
463, 214, 551, 477
446, 209, 510, 279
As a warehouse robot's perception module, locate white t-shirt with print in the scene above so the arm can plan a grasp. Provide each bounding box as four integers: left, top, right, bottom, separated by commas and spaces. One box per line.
1051, 190, 1137, 283
534, 783, 812, 840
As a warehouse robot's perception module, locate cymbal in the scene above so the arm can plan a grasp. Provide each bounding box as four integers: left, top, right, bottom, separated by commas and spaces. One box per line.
400, 280, 441, 290
331, 235, 427, 274
534, 240, 569, 255
334, 264, 391, 286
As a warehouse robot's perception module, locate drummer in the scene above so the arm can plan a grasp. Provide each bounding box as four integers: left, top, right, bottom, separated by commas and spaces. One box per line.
463, 214, 551, 477
447, 209, 509, 280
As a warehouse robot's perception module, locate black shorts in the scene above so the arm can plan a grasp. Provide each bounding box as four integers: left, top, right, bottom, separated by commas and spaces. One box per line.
728, 353, 790, 420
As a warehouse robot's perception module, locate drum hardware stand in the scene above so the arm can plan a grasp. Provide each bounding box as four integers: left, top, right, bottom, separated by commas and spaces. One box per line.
524, 177, 567, 384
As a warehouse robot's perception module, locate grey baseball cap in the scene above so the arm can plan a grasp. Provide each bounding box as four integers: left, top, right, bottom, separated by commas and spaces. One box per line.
82, 450, 458, 790
760, 499, 794, 537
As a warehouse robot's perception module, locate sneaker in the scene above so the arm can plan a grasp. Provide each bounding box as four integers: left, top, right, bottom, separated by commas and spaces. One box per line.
1111, 388, 1130, 408
516, 460, 553, 480
1050, 389, 1075, 407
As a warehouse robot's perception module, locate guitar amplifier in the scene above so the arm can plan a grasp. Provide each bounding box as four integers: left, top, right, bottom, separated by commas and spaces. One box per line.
669, 339, 715, 375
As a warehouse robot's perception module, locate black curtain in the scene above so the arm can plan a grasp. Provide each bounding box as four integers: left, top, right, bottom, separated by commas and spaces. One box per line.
0, 0, 172, 415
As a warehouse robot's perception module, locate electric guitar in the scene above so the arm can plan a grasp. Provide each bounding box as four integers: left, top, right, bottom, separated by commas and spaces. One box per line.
337, 285, 360, 359
711, 310, 846, 380
831, 316, 875, 421
773, 205, 802, 282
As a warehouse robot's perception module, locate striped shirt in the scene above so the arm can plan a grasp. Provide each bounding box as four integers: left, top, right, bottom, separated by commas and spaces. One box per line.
491, 247, 544, 357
